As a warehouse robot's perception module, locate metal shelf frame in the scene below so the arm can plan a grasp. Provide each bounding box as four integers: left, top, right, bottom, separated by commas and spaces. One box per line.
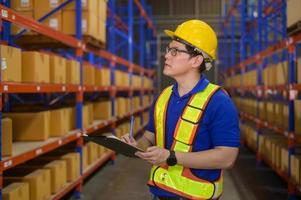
220, 0, 301, 199
0, 0, 156, 199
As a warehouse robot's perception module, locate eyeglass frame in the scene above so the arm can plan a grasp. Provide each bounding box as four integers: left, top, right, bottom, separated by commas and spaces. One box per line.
165, 46, 191, 57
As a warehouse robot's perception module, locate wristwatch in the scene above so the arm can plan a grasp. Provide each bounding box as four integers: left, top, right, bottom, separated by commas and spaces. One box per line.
166, 150, 177, 166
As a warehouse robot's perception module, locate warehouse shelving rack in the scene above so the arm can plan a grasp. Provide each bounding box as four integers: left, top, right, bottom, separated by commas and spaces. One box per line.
220, 0, 301, 199
0, 0, 156, 199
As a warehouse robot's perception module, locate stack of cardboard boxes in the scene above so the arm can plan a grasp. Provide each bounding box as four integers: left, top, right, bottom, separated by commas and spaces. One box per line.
11, 0, 107, 44
1, 44, 80, 84
3, 152, 80, 199
242, 70, 257, 86
83, 142, 108, 171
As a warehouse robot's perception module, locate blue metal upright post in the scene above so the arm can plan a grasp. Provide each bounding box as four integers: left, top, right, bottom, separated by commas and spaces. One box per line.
139, 0, 146, 126
108, 0, 116, 116
75, 0, 83, 198
128, 0, 134, 114
0, 0, 10, 43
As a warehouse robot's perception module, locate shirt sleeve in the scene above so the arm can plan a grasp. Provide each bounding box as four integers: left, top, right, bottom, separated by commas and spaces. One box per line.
146, 96, 158, 133
208, 93, 240, 147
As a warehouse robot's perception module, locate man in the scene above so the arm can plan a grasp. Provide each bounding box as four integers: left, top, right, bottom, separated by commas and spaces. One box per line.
122, 19, 240, 200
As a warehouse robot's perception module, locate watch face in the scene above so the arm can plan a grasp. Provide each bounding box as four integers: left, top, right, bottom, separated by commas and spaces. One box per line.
167, 157, 177, 166
167, 151, 177, 166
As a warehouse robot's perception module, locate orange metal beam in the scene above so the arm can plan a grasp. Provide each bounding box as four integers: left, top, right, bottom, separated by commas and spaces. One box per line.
0, 82, 80, 93
0, 5, 81, 48
134, 0, 156, 36
1, 131, 82, 171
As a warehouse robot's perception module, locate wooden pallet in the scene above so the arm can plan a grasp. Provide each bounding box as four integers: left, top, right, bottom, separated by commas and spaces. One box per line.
287, 21, 301, 36
14, 34, 70, 50
82, 35, 106, 49
13, 34, 105, 50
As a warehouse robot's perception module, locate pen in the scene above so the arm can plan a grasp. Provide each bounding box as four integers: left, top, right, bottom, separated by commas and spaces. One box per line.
130, 115, 134, 140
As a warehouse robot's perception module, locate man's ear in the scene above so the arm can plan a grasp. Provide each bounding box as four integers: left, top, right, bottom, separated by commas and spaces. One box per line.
191, 55, 203, 69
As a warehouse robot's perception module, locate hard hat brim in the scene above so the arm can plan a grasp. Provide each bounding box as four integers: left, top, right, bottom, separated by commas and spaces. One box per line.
164, 30, 175, 38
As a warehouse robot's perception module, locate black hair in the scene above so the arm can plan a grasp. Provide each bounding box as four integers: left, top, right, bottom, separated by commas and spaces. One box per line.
184, 44, 206, 73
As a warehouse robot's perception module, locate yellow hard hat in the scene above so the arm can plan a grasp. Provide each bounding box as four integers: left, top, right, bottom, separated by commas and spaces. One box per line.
164, 19, 218, 60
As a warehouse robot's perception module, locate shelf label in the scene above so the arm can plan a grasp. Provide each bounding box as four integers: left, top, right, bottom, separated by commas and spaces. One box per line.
1, 9, 8, 18
35, 148, 43, 155
36, 86, 40, 91
4, 160, 12, 168
289, 90, 297, 100
1, 57, 7, 70
62, 86, 66, 91
3, 85, 8, 91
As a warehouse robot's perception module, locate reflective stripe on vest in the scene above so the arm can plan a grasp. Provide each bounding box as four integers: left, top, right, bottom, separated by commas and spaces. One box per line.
149, 83, 223, 200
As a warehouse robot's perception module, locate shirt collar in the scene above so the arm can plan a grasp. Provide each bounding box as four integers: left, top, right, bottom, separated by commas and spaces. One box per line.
172, 74, 209, 98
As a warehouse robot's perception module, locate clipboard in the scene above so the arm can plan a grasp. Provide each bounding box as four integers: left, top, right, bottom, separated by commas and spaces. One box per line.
82, 134, 144, 158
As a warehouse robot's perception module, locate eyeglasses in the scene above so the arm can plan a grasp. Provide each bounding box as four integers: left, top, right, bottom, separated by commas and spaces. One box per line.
165, 46, 190, 57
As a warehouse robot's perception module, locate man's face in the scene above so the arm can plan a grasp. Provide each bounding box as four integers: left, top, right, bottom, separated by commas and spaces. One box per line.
163, 40, 193, 78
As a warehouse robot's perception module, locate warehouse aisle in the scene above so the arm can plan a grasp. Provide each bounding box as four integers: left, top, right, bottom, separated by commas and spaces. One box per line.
66, 145, 296, 200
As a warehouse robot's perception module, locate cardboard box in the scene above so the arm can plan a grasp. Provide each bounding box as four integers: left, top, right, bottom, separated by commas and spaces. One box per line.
49, 55, 66, 84
42, 152, 80, 182
34, 0, 61, 10
95, 67, 110, 86
87, 142, 98, 165
98, 0, 107, 21
22, 160, 67, 194
93, 101, 112, 120
44, 160, 67, 193
34, 9, 62, 31
83, 104, 93, 128
61, 152, 80, 181
2, 118, 12, 157
67, 107, 76, 130
133, 96, 140, 110
116, 98, 127, 116
83, 144, 89, 170
298, 57, 301, 84
276, 62, 288, 85
5, 169, 51, 200
291, 154, 301, 185
1, 45, 22, 82
97, 20, 106, 43
62, 10, 97, 37
63, 0, 97, 12
50, 108, 68, 137
281, 147, 289, 173
3, 182, 30, 200
266, 102, 275, 124
4, 111, 50, 141
115, 70, 122, 86
83, 62, 95, 85
295, 100, 301, 134
287, 0, 301, 27
22, 51, 50, 83
66, 59, 80, 85
11, 0, 33, 10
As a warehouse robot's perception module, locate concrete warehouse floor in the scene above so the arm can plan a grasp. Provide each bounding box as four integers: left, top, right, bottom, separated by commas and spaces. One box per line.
66, 146, 300, 200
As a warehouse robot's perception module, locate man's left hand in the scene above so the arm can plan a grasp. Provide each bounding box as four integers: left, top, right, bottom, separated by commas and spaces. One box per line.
135, 146, 170, 165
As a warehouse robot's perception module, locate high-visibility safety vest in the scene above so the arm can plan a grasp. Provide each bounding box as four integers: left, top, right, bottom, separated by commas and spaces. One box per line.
148, 83, 223, 200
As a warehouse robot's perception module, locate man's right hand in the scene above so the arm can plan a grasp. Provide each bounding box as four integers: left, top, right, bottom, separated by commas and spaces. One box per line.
121, 133, 138, 147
